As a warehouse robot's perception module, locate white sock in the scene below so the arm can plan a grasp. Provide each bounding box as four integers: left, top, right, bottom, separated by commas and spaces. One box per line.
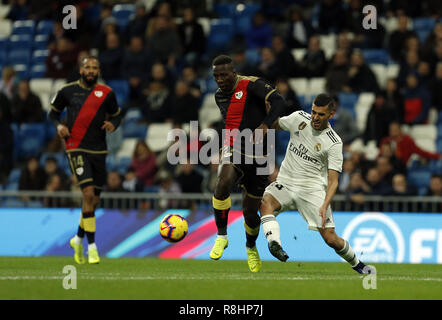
88, 243, 97, 251
336, 240, 359, 267
73, 235, 83, 245
217, 235, 228, 240
261, 214, 281, 245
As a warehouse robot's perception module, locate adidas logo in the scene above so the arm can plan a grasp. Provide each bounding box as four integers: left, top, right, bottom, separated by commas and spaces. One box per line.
265, 231, 273, 237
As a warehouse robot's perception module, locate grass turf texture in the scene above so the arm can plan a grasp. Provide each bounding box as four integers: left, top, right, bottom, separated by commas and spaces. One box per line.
1, 257, 441, 300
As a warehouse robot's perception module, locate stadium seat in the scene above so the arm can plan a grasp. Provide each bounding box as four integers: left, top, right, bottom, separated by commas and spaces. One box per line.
207, 19, 234, 53
0, 50, 6, 65
245, 48, 261, 65
416, 29, 431, 43
8, 34, 33, 50
429, 159, 442, 175
197, 17, 211, 36
362, 49, 389, 65
288, 78, 308, 96
51, 79, 66, 97
291, 48, 306, 61
309, 78, 326, 96
410, 124, 437, 141
0, 20, 12, 37
415, 138, 437, 153
276, 130, 290, 157
116, 138, 138, 159
31, 49, 49, 64
213, 3, 236, 18
145, 123, 172, 152
7, 168, 21, 184
106, 80, 129, 107
1, 198, 24, 207
386, 64, 400, 79
11, 20, 35, 35
355, 92, 375, 131
437, 139, 442, 154
199, 93, 222, 130
33, 34, 49, 50
39, 152, 68, 171
122, 122, 148, 139
369, 64, 387, 88
116, 156, 131, 175
36, 20, 54, 35
18, 123, 47, 159
124, 108, 143, 123
112, 4, 135, 30
408, 170, 432, 189
29, 64, 46, 78
30, 78, 53, 95
7, 49, 31, 65
12, 64, 29, 79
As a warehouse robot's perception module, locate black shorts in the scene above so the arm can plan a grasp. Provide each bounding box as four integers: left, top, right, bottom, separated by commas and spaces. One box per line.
223, 147, 270, 198
67, 151, 106, 195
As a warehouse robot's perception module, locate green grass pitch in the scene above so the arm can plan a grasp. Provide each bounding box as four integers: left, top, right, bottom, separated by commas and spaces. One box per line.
1, 257, 441, 300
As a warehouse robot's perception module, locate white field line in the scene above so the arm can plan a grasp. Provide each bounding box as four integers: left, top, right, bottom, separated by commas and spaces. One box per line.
0, 274, 442, 282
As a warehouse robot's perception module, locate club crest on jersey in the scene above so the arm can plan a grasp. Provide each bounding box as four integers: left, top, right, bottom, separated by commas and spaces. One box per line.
235, 91, 243, 99
315, 143, 322, 152
298, 121, 307, 130
76, 167, 84, 176
94, 90, 103, 98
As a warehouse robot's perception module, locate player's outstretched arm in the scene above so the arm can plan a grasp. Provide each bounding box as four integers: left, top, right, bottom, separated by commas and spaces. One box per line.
319, 169, 339, 228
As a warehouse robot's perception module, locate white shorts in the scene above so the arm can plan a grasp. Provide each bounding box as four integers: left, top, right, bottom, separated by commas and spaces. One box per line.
263, 181, 335, 231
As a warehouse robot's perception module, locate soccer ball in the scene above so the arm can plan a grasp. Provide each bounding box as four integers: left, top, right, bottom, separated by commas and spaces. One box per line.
159, 214, 188, 243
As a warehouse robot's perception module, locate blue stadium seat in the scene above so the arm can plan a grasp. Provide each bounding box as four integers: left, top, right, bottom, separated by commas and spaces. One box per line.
276, 130, 290, 157
83, 5, 101, 25
0, 50, 6, 65
7, 49, 31, 65
29, 64, 46, 78
416, 29, 431, 43
144, 185, 159, 193
362, 49, 390, 65
0, 36, 7, 49
112, 4, 135, 30
18, 123, 47, 159
116, 156, 132, 175
124, 108, 143, 123
106, 80, 129, 107
213, 3, 236, 17
428, 159, 442, 175
2, 198, 24, 207
9, 34, 33, 50
33, 34, 49, 50
12, 64, 29, 79
234, 3, 261, 34
8, 168, 21, 184
40, 152, 68, 170
338, 93, 358, 119
207, 19, 234, 53
12, 20, 35, 35
106, 153, 119, 172
36, 20, 54, 35
122, 122, 148, 139
407, 170, 432, 189
31, 49, 49, 64
413, 18, 436, 32
245, 48, 261, 65
438, 139, 442, 154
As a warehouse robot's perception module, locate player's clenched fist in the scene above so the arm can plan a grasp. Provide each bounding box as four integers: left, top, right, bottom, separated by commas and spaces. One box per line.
101, 121, 115, 133
56, 124, 70, 138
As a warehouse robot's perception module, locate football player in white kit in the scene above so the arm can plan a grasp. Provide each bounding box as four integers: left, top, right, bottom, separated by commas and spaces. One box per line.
260, 94, 375, 274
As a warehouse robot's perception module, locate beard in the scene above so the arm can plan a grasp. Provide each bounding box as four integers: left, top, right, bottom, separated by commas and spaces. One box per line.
80, 73, 98, 87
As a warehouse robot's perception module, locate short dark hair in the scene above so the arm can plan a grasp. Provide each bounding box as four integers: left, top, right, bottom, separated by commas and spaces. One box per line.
212, 55, 233, 66
313, 93, 336, 111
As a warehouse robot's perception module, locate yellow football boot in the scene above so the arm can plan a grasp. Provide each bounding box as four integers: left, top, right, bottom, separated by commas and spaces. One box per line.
88, 248, 100, 264
210, 237, 228, 260
69, 238, 86, 265
246, 246, 262, 273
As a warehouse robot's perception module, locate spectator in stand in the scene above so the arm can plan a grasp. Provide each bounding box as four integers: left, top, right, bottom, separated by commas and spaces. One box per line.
336, 32, 353, 58
43, 173, 70, 208
0, 66, 17, 100
285, 5, 314, 49
125, 1, 150, 43
146, 62, 176, 92
384, 78, 404, 122
365, 167, 392, 195
0, 91, 12, 123
201, 155, 220, 193
130, 141, 158, 187
10, 80, 44, 124
402, 73, 431, 124
122, 168, 144, 193
157, 169, 182, 209
339, 159, 356, 193
246, 11, 273, 50
379, 142, 407, 174
0, 108, 13, 185
175, 159, 203, 210
274, 78, 300, 116
430, 62, 442, 112
6, 0, 29, 21
44, 156, 68, 189
27, 0, 55, 21
330, 95, 360, 145
379, 122, 442, 165
95, 16, 123, 53
140, 80, 172, 123
345, 171, 370, 210
122, 36, 153, 103
397, 50, 420, 87
146, 14, 182, 67
181, 66, 202, 99
19, 157, 47, 192
47, 21, 66, 51
257, 47, 280, 84
390, 173, 417, 196
272, 35, 298, 78
104, 171, 125, 192
63, 4, 94, 51
318, 0, 346, 34
375, 156, 396, 186
171, 80, 200, 126
325, 49, 350, 94
364, 92, 401, 145
426, 175, 442, 197
99, 32, 124, 81
177, 6, 206, 67
300, 35, 327, 78
231, 46, 259, 76
388, 14, 416, 62
347, 50, 380, 93
45, 37, 78, 79
422, 22, 442, 63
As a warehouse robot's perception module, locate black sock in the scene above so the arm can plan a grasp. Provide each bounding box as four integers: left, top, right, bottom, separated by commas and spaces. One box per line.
214, 208, 230, 235
85, 231, 95, 244
77, 226, 85, 238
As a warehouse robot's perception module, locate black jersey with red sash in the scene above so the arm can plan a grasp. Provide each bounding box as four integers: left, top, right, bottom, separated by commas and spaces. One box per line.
50, 81, 121, 153
214, 75, 277, 154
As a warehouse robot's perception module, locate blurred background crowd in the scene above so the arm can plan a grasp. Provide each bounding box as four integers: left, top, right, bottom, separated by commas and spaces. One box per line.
0, 0, 440, 210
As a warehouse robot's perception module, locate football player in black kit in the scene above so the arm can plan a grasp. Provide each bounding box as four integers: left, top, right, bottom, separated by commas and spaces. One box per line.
209, 55, 289, 272
48, 56, 123, 264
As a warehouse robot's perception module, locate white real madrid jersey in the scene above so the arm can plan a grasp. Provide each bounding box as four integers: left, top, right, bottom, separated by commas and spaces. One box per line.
277, 110, 343, 191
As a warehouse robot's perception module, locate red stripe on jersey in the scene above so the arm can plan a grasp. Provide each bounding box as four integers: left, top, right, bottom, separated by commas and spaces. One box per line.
66, 84, 111, 150
225, 79, 249, 146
